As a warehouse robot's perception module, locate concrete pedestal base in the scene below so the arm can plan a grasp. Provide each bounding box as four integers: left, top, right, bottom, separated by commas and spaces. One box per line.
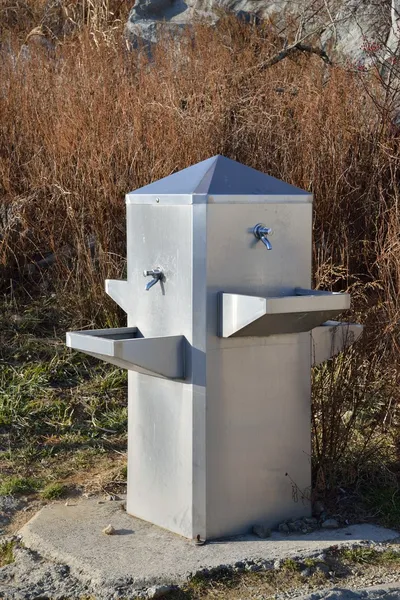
18, 497, 399, 595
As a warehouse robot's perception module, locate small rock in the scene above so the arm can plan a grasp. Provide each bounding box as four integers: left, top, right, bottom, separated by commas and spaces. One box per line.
315, 562, 330, 575
304, 517, 318, 526
105, 494, 121, 501
252, 523, 272, 538
273, 559, 283, 570
278, 523, 290, 534
147, 585, 173, 598
319, 511, 328, 522
97, 500, 105, 504
313, 500, 325, 516
246, 563, 261, 572
64, 501, 70, 506
321, 518, 339, 529
301, 527, 311, 534
301, 567, 312, 577
103, 524, 116, 535
234, 561, 245, 573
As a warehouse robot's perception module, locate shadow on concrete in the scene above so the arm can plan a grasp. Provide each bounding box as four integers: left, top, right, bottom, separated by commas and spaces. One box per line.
205, 527, 400, 546
115, 528, 135, 536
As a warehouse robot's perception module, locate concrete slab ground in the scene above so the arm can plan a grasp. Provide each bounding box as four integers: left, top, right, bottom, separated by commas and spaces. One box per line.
19, 496, 399, 595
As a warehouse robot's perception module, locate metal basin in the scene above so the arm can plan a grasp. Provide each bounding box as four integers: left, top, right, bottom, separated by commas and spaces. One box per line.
66, 327, 185, 379
219, 288, 350, 337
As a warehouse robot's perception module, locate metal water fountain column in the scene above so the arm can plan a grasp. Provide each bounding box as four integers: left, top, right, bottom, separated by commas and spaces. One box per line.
66, 156, 362, 540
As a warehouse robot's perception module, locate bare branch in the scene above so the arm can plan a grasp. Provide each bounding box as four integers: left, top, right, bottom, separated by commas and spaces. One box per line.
257, 40, 332, 72
323, 0, 337, 46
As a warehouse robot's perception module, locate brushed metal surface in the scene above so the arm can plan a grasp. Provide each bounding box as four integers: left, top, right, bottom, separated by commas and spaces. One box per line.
124, 203, 208, 539
127, 370, 195, 538
66, 328, 185, 379
65, 156, 362, 540
311, 321, 364, 366
220, 291, 351, 337
126, 156, 311, 204
204, 201, 314, 537
105, 280, 129, 312
205, 333, 312, 538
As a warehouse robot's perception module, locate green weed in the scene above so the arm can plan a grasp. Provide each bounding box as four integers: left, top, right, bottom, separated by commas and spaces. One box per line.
0, 540, 15, 566
40, 482, 67, 500
0, 476, 39, 496
282, 558, 300, 572
303, 558, 319, 568
342, 547, 400, 564
363, 487, 400, 529
0, 298, 127, 493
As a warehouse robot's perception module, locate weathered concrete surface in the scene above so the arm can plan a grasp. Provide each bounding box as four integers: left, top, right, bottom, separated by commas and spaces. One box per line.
19, 497, 399, 592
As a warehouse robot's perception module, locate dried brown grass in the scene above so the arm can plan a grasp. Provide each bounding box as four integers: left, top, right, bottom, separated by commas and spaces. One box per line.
1, 15, 400, 494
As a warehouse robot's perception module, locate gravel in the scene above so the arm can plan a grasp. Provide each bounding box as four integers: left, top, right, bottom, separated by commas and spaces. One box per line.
295, 586, 400, 600
0, 544, 88, 600
0, 497, 23, 533
0, 541, 177, 599
1, 496, 400, 600
3, 539, 400, 600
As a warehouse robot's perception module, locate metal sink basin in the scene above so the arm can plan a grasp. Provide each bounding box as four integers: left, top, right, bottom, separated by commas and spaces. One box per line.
219, 288, 350, 337
66, 327, 185, 379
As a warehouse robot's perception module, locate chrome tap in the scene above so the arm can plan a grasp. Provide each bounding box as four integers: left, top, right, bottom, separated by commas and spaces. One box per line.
253, 223, 272, 250
143, 268, 163, 291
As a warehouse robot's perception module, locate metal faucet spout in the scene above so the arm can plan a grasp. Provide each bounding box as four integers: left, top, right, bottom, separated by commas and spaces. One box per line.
253, 223, 273, 250
260, 235, 272, 250
143, 268, 163, 291
145, 278, 159, 291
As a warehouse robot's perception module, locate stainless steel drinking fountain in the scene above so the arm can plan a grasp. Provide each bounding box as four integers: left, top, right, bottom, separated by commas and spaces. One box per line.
66, 156, 362, 540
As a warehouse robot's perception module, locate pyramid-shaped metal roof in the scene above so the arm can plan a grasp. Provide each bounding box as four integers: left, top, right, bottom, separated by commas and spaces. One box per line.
126, 155, 311, 203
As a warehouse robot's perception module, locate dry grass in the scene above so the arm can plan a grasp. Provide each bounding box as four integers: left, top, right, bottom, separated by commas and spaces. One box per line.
1, 13, 400, 504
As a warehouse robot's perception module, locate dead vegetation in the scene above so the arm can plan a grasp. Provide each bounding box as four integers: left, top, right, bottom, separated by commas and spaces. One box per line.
0, 6, 400, 515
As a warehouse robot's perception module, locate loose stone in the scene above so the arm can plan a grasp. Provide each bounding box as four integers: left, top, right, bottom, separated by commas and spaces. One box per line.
103, 524, 116, 535
313, 501, 325, 516
147, 585, 174, 598
315, 562, 330, 575
321, 518, 340, 529
252, 523, 272, 538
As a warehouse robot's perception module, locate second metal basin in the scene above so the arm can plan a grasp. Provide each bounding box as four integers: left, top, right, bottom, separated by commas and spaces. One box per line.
219, 288, 350, 337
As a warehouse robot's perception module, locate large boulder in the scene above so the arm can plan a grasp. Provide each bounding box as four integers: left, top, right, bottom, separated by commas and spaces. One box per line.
126, 0, 395, 65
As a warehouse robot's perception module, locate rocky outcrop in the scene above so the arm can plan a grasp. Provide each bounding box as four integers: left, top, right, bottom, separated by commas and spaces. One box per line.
126, 0, 397, 65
